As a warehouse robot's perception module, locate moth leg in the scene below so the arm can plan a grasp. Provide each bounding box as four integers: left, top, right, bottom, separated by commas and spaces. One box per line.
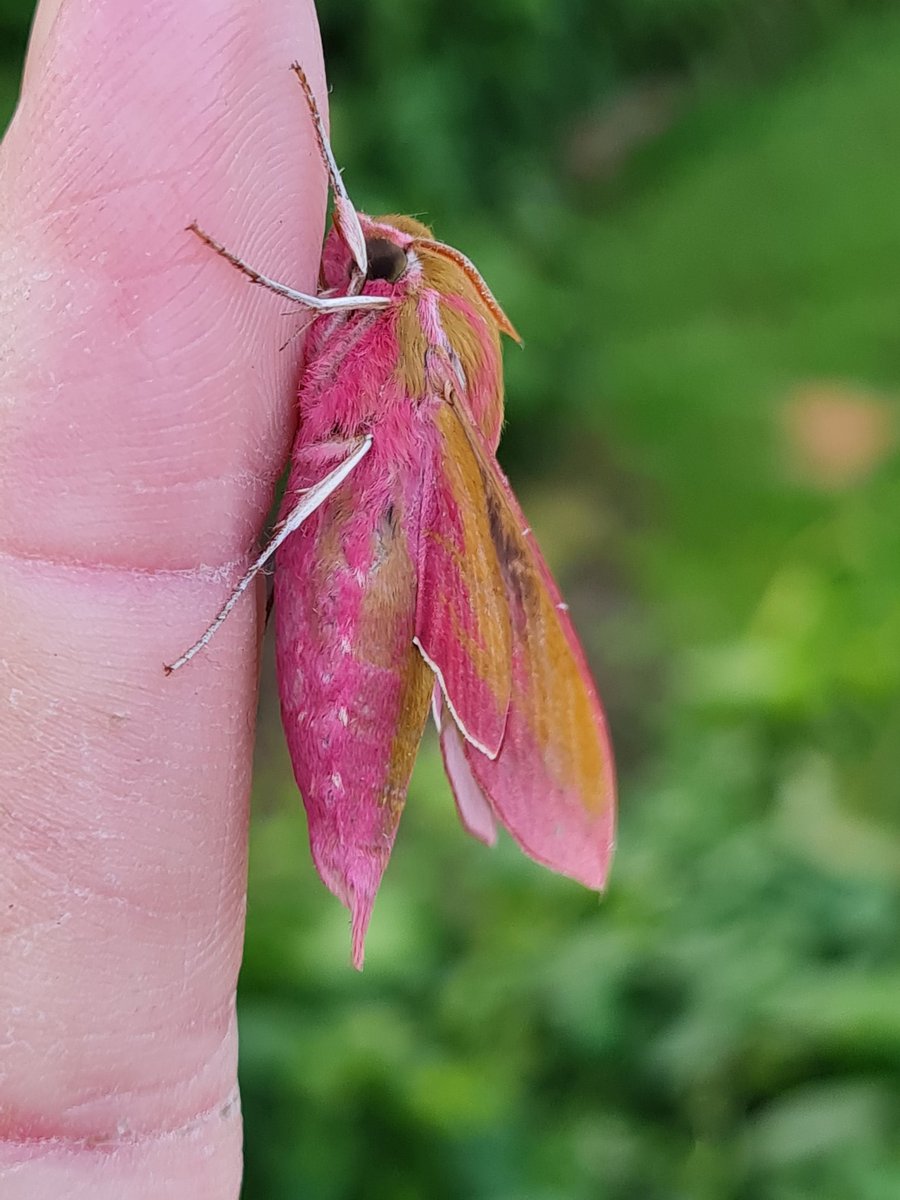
290, 62, 368, 276
164, 434, 373, 674
188, 224, 388, 313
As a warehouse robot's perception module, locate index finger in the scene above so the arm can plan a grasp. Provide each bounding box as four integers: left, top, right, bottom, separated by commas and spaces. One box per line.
0, 1, 325, 1196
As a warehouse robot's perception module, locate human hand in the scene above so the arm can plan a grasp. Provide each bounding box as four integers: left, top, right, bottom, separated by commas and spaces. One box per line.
0, 1, 326, 1195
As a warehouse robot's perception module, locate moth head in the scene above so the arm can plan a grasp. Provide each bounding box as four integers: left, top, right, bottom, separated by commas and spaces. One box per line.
321, 214, 423, 294
321, 212, 520, 342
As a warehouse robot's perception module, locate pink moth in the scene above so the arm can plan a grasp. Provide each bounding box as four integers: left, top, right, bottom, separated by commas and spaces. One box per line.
167, 65, 616, 967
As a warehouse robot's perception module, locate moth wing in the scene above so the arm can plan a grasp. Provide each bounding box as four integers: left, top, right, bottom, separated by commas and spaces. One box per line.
436, 401, 616, 890
433, 690, 498, 847
414, 411, 512, 758
275, 451, 432, 968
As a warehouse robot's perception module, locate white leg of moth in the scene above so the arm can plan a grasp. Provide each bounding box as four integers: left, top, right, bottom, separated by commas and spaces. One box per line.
290, 62, 369, 277
188, 224, 388, 312
164, 434, 373, 674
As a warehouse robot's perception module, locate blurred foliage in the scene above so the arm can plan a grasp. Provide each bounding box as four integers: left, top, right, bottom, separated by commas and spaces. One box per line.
4, 2, 900, 1197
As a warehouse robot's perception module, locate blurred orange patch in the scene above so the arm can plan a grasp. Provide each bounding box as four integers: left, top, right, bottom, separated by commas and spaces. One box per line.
781, 382, 896, 490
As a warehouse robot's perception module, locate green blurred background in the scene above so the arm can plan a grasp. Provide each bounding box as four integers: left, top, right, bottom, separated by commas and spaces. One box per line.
4, 1, 899, 1196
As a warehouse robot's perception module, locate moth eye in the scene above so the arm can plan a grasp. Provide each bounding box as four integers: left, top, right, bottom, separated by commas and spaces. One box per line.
364, 237, 408, 283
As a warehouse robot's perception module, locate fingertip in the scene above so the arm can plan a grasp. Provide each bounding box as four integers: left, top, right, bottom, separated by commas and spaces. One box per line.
1, 0, 329, 567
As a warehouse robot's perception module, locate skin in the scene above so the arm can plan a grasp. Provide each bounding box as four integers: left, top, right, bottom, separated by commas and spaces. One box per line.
0, 1, 326, 1196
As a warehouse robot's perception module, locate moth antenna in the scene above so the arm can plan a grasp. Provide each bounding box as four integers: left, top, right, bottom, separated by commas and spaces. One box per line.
290, 62, 369, 276
164, 435, 373, 674
187, 223, 388, 313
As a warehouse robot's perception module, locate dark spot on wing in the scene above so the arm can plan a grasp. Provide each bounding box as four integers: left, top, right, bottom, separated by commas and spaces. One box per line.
485, 485, 531, 612
374, 500, 400, 567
